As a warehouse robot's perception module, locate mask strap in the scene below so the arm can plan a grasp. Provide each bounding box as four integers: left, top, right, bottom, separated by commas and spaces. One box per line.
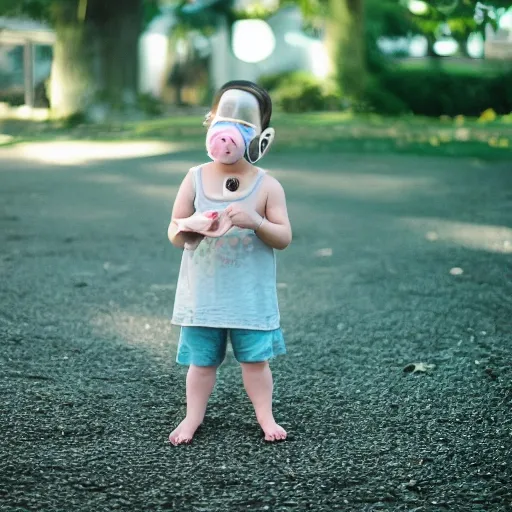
247, 128, 275, 163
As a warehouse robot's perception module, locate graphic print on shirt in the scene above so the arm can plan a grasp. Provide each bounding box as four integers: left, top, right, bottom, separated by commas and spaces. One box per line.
192, 228, 255, 275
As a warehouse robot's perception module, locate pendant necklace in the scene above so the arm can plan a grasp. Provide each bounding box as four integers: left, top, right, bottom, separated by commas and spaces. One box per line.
224, 177, 240, 192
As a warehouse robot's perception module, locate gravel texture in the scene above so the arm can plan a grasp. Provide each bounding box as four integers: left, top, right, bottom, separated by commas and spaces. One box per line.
1, 144, 511, 511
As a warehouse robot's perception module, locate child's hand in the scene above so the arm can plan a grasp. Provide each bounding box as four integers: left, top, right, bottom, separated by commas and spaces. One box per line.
177, 210, 233, 239
199, 211, 233, 237
225, 204, 262, 231
176, 211, 218, 233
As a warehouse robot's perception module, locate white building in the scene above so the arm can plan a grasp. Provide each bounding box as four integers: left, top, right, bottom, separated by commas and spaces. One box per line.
0, 17, 55, 107
138, 4, 329, 100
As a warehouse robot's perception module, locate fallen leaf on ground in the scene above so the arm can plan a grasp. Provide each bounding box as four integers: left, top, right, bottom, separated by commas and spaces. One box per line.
403, 362, 436, 373
478, 108, 497, 123
315, 248, 333, 257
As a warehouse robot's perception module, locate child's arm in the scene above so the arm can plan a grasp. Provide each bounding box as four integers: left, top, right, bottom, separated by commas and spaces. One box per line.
255, 177, 292, 250
226, 176, 292, 250
167, 171, 203, 249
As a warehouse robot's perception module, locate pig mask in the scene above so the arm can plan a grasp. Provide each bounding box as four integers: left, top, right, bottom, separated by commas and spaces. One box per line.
206, 121, 256, 165
204, 85, 275, 164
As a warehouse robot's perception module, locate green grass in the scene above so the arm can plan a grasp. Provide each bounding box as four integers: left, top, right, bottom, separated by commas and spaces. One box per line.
394, 56, 512, 76
1, 111, 511, 160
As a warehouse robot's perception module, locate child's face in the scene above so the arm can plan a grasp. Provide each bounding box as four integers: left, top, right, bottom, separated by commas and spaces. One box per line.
204, 85, 274, 164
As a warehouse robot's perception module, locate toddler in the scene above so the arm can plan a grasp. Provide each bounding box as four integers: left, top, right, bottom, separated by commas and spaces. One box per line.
167, 80, 292, 445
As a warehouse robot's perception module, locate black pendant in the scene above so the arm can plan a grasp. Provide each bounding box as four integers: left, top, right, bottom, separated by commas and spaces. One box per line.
225, 177, 240, 192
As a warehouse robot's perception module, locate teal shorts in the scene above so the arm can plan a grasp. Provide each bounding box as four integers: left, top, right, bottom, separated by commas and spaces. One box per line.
176, 326, 286, 367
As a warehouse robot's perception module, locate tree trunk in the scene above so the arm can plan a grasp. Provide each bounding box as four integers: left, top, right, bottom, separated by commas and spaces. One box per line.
49, 23, 97, 118
426, 34, 442, 58
325, 0, 366, 100
48, 0, 143, 117
91, 0, 142, 108
455, 35, 470, 58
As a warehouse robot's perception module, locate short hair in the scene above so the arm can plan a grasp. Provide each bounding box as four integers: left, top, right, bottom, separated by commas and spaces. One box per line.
205, 80, 272, 131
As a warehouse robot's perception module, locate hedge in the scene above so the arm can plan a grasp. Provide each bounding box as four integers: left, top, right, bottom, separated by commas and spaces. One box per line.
372, 67, 512, 117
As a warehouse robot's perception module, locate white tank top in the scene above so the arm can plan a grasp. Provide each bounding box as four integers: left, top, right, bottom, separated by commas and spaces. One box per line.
171, 165, 280, 330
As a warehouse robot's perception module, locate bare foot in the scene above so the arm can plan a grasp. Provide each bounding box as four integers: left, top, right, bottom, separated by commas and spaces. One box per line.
259, 418, 287, 442
169, 418, 201, 446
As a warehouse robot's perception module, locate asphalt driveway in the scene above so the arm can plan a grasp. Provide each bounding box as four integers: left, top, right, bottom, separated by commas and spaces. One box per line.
1, 142, 511, 511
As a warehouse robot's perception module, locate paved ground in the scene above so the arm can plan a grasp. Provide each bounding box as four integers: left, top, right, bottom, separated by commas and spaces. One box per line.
1, 142, 511, 511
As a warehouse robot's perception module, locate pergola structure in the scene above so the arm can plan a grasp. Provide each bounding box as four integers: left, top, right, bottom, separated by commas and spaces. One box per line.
0, 18, 55, 107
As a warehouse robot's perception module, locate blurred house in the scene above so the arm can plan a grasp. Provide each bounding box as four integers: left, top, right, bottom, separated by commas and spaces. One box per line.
485, 25, 512, 60
3, 1, 510, 111
484, 5, 512, 60
0, 17, 55, 108
2, 4, 326, 111
139, 4, 329, 104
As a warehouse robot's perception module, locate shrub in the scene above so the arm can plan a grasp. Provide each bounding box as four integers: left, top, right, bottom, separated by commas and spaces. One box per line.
260, 65, 512, 117
258, 71, 342, 113
258, 71, 290, 93
137, 93, 164, 116
362, 76, 409, 115
378, 66, 512, 117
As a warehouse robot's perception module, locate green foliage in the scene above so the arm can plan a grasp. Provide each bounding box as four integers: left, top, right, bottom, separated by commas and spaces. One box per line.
0, 0, 55, 20
61, 110, 86, 127
412, 0, 512, 40
261, 60, 512, 118
259, 71, 342, 113
365, 0, 414, 73
257, 72, 288, 92
232, 2, 275, 20
0, 0, 160, 25
378, 66, 512, 117
143, 0, 161, 29
173, 0, 235, 35
366, 0, 414, 38
278, 0, 327, 19
362, 76, 409, 115
137, 93, 164, 116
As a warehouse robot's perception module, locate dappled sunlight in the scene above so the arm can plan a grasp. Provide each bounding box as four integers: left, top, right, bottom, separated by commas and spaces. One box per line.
44, 208, 124, 223
273, 168, 434, 200
3, 141, 193, 165
90, 308, 177, 352
402, 217, 512, 254
0, 134, 14, 145
135, 184, 178, 200
144, 160, 208, 175
82, 173, 128, 185
82, 173, 178, 200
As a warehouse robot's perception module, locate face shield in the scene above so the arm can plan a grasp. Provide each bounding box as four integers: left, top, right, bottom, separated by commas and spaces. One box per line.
205, 87, 275, 164
209, 89, 262, 134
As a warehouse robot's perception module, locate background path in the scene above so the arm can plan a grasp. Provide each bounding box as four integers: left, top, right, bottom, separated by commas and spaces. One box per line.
1, 144, 511, 511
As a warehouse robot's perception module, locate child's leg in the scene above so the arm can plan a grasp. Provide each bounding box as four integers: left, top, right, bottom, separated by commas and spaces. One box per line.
170, 326, 227, 445
169, 364, 217, 445
241, 361, 287, 442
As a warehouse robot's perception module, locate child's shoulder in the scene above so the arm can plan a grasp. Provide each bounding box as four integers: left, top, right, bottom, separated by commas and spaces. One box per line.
257, 168, 287, 203
187, 163, 208, 175
258, 166, 285, 190
184, 163, 211, 185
